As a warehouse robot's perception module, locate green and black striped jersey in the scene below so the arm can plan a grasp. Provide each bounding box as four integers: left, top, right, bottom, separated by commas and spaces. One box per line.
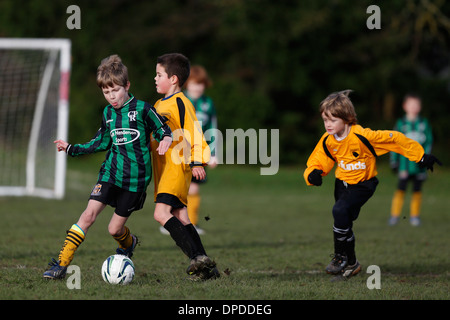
390, 116, 433, 175
67, 94, 171, 192
184, 92, 217, 156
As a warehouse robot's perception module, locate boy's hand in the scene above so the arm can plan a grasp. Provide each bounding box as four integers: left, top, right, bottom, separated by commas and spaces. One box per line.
54, 139, 69, 152
156, 136, 172, 155
418, 154, 442, 172
308, 169, 323, 186
208, 156, 218, 169
192, 166, 206, 181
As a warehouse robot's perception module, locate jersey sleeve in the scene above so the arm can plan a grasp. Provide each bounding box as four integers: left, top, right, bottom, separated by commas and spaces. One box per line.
145, 103, 172, 142
422, 118, 433, 154
68, 114, 112, 156
179, 98, 211, 166
361, 127, 424, 162
389, 119, 401, 166
303, 133, 336, 186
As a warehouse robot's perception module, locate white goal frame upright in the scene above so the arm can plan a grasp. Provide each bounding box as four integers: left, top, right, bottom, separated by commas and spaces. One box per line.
0, 38, 71, 199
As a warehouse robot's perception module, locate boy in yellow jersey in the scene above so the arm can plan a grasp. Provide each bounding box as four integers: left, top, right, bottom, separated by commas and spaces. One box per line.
151, 53, 219, 280
304, 90, 441, 281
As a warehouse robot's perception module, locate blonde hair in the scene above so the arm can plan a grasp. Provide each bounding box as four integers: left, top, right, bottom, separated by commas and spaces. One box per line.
319, 90, 357, 125
96, 54, 129, 88
186, 65, 212, 88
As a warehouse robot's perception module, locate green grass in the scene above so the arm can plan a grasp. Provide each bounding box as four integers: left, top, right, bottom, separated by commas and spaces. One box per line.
0, 155, 449, 300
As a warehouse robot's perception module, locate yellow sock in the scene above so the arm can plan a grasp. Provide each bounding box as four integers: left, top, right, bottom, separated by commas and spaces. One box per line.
391, 190, 405, 218
58, 224, 85, 267
410, 191, 422, 218
187, 193, 201, 226
113, 226, 133, 249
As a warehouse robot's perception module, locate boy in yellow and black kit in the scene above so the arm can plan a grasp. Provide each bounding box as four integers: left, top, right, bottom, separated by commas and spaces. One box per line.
304, 90, 441, 281
151, 53, 219, 280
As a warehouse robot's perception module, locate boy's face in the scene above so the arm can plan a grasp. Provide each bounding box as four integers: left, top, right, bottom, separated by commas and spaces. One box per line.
102, 82, 130, 109
403, 97, 421, 118
155, 64, 175, 95
321, 111, 347, 137
186, 81, 205, 100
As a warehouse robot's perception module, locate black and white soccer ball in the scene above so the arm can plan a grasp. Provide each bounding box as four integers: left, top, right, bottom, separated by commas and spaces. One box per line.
101, 254, 135, 285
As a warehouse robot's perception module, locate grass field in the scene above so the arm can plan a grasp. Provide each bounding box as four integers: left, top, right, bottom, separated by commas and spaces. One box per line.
1, 155, 449, 302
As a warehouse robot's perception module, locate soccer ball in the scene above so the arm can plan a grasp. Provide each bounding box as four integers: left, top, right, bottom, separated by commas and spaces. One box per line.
101, 254, 135, 285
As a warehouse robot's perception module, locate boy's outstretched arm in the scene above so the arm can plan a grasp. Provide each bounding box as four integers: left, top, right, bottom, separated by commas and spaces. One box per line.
54, 139, 69, 152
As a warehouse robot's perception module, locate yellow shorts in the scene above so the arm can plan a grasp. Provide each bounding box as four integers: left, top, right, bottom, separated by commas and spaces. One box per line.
152, 150, 192, 206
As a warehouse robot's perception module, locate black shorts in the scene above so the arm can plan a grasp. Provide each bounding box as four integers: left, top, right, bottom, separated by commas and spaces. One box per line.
332, 177, 379, 228
89, 182, 146, 217
156, 193, 186, 210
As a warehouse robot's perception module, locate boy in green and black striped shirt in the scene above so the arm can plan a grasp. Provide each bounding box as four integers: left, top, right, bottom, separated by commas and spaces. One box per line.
44, 55, 172, 279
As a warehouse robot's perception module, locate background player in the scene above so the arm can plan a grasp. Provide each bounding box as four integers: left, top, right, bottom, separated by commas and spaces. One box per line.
389, 94, 433, 226
184, 65, 218, 235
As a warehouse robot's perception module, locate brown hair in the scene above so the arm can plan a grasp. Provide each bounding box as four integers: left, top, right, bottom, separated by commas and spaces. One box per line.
96, 54, 129, 88
186, 65, 212, 88
319, 90, 357, 125
157, 53, 190, 87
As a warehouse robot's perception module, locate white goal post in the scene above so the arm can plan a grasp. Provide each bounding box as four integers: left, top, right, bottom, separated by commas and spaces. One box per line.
0, 38, 71, 199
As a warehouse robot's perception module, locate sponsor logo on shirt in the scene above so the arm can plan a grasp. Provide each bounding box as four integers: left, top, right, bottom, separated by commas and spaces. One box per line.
110, 128, 140, 145
338, 160, 366, 171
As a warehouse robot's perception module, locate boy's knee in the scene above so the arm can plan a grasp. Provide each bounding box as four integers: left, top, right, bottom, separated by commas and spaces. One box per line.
154, 203, 173, 225
332, 204, 345, 220
108, 224, 122, 237
332, 203, 350, 227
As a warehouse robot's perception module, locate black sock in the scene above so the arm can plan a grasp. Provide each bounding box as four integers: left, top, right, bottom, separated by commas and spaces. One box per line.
164, 217, 199, 259
345, 233, 356, 265
333, 228, 347, 256
185, 224, 206, 256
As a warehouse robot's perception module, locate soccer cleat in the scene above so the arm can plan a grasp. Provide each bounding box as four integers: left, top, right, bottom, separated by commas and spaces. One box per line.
43, 258, 67, 280
199, 264, 220, 280
410, 217, 421, 226
330, 261, 361, 282
186, 255, 220, 281
325, 253, 348, 275
116, 234, 139, 258
341, 260, 361, 278
388, 216, 399, 226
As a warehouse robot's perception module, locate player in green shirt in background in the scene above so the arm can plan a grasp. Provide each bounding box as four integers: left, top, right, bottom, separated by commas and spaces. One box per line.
389, 94, 433, 226
184, 65, 218, 235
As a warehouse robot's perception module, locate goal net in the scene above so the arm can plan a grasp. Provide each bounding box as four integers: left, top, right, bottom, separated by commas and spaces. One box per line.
0, 38, 71, 199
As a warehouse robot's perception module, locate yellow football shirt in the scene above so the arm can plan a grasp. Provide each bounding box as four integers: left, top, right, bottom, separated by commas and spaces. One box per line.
304, 124, 424, 185
151, 92, 211, 205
